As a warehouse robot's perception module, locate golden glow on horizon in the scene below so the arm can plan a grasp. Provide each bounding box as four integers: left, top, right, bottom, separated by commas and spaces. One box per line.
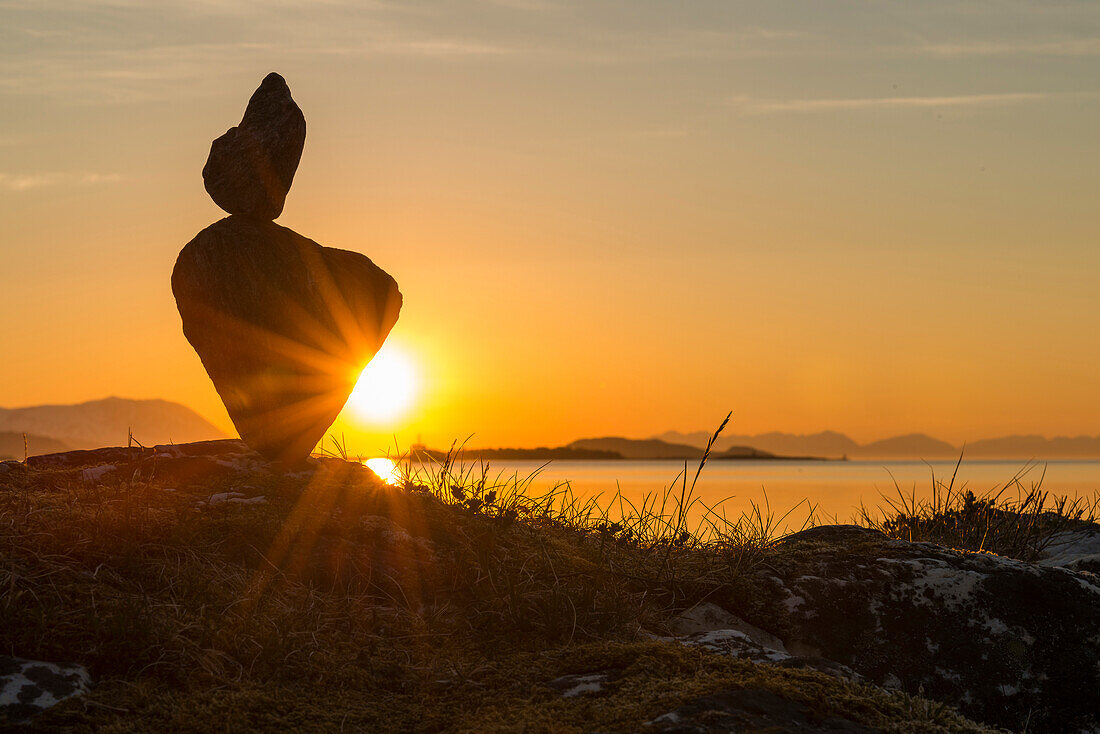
363, 457, 401, 486
347, 343, 419, 426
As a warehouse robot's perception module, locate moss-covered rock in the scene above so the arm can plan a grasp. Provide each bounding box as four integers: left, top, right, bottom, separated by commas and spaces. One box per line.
711, 525, 1100, 733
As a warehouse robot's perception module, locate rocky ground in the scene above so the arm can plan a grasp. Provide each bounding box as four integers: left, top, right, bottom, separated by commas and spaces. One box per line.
2, 441, 1097, 732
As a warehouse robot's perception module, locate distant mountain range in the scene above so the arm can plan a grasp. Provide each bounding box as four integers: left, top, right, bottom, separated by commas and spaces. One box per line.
655, 430, 1100, 460
0, 397, 227, 451
4, 396, 1099, 461
657, 430, 859, 458
569, 437, 707, 460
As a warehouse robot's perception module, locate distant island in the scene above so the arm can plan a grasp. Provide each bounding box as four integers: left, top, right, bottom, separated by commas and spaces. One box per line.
410, 436, 830, 462
412, 430, 1100, 463
564, 437, 827, 461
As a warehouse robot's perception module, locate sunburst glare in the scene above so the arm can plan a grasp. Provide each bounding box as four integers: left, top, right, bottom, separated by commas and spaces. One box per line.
363, 457, 401, 486
347, 342, 419, 425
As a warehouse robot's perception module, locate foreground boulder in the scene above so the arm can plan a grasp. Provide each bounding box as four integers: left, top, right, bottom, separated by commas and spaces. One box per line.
177, 73, 401, 464
173, 217, 400, 463
1038, 524, 1100, 574
0, 656, 90, 723
202, 72, 306, 220
709, 525, 1100, 733
0, 460, 26, 478
647, 688, 879, 733
25, 438, 275, 483
669, 603, 865, 683
25, 438, 382, 493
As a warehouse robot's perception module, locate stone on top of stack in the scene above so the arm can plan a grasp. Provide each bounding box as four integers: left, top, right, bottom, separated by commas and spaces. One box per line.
202, 72, 306, 221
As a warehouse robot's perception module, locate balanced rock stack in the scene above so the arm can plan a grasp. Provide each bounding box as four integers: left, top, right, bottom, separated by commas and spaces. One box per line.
173, 73, 401, 465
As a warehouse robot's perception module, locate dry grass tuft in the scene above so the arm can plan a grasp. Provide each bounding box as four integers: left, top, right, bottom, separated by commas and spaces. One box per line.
859, 454, 1100, 561
388, 413, 818, 618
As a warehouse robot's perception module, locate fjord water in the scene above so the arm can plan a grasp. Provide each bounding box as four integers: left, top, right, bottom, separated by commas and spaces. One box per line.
406, 459, 1100, 530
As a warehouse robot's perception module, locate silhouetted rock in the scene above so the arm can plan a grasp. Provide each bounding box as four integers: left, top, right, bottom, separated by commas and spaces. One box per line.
173, 216, 401, 464
179, 73, 401, 463
202, 72, 306, 220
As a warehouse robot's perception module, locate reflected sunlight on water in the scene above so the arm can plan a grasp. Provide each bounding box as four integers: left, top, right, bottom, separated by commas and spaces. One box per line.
354, 457, 1100, 532
363, 457, 401, 486
400, 459, 1100, 529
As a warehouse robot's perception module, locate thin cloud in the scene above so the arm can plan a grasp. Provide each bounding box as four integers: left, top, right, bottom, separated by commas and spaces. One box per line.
309, 39, 513, 57
16, 27, 74, 38
0, 0, 399, 12
914, 38, 1100, 58
476, 0, 557, 10
731, 92, 1054, 114
0, 172, 123, 191
0, 36, 513, 102
627, 128, 690, 140
0, 42, 274, 101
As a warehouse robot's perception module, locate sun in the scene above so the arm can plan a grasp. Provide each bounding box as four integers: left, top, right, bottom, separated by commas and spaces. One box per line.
347, 342, 419, 425
363, 457, 401, 486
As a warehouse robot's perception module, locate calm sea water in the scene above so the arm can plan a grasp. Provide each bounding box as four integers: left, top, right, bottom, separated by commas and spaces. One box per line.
377, 458, 1100, 531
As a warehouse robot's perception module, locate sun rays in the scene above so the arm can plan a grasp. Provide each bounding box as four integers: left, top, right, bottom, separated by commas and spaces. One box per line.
347, 342, 420, 426
364, 457, 401, 486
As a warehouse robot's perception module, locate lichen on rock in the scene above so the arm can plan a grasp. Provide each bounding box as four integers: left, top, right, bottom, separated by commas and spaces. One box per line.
708, 524, 1100, 732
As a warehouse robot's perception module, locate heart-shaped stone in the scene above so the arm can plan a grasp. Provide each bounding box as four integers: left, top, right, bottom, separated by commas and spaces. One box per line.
172, 215, 401, 464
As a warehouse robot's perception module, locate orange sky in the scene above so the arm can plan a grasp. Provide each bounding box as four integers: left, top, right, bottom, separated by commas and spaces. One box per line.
3, 1, 1100, 455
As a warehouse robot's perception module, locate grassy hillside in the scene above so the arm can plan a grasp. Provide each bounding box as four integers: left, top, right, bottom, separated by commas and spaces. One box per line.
0, 447, 997, 732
